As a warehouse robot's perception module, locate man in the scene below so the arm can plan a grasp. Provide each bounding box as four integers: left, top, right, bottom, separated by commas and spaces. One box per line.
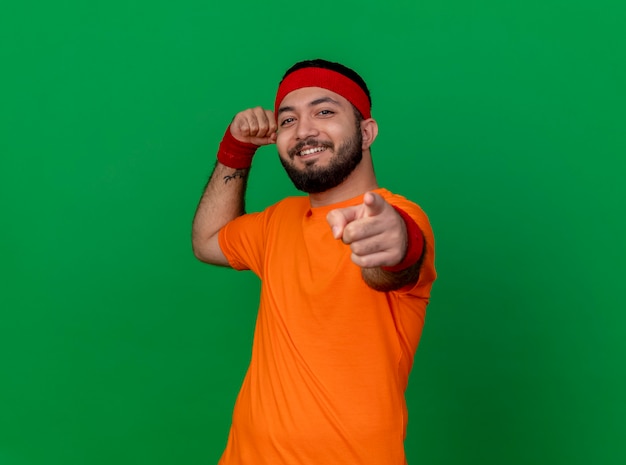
192, 59, 436, 465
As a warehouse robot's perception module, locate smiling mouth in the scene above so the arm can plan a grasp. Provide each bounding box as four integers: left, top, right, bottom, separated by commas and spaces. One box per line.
298, 146, 327, 157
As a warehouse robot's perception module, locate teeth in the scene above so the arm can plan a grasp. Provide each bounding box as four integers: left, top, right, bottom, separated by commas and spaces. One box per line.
300, 147, 325, 156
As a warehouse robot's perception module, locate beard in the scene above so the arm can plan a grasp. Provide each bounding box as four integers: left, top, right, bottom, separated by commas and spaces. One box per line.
279, 124, 363, 194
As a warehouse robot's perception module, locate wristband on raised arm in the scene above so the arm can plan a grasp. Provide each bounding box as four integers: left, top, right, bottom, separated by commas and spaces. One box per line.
217, 125, 259, 169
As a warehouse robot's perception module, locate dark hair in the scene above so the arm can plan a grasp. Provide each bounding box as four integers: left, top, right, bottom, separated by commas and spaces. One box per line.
281, 59, 372, 108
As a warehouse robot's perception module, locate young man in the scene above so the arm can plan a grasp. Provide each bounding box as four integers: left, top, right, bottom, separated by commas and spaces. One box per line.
192, 59, 436, 465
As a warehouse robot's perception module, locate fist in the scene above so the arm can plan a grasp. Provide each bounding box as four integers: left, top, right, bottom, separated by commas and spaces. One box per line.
326, 192, 407, 268
230, 107, 277, 146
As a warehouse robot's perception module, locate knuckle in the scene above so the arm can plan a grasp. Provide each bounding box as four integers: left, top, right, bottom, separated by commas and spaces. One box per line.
350, 241, 363, 255
357, 254, 374, 268
390, 231, 401, 246
343, 226, 358, 244
351, 253, 365, 267
353, 239, 382, 257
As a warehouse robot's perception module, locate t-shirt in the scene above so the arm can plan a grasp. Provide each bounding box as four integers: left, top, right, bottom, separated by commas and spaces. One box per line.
217, 188, 436, 465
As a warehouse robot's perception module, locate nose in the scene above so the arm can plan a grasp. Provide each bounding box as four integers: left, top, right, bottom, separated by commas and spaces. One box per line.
295, 115, 319, 141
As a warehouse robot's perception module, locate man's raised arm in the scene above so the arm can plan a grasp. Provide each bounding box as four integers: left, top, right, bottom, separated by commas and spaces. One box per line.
192, 107, 276, 266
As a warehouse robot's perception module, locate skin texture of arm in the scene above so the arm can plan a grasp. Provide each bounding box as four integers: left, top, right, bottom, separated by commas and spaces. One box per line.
191, 163, 249, 266
360, 243, 424, 292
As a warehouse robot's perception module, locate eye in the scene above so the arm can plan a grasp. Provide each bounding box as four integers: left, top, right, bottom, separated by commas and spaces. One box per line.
280, 117, 295, 127
318, 109, 334, 117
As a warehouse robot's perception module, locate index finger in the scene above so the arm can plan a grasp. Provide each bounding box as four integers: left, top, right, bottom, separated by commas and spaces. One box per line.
363, 191, 387, 217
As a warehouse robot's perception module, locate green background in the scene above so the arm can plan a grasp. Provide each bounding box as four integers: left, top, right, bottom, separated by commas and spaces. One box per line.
1, 1, 624, 464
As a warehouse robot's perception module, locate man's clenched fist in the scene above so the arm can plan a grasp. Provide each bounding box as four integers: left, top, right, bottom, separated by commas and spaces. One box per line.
231, 107, 277, 146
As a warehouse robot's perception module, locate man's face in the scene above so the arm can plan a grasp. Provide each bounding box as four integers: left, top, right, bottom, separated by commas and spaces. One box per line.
275, 87, 363, 194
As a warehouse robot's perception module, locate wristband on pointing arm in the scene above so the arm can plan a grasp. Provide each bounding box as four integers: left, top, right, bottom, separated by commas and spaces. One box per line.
217, 125, 259, 169
381, 206, 425, 273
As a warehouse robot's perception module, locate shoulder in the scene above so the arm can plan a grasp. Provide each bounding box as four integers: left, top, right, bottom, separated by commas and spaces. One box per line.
263, 195, 309, 218
273, 195, 309, 209
227, 195, 308, 228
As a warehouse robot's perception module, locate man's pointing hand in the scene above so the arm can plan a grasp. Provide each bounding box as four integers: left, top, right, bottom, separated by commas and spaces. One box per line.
326, 192, 408, 269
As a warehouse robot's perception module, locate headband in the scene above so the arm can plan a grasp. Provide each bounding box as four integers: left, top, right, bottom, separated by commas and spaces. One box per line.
274, 67, 371, 120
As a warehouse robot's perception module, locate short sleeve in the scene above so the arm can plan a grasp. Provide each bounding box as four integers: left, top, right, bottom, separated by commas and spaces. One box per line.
218, 204, 278, 277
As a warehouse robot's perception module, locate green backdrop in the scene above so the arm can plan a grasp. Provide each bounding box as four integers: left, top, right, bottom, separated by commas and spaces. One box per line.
1, 1, 624, 464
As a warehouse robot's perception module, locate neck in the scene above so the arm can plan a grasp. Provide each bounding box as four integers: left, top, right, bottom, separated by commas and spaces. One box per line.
308, 152, 378, 207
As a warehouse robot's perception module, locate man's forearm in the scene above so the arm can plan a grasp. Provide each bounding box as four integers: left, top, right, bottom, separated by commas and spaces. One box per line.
361, 259, 421, 292
191, 161, 250, 264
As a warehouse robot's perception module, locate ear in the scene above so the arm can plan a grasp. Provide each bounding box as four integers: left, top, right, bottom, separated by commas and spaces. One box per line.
360, 118, 379, 150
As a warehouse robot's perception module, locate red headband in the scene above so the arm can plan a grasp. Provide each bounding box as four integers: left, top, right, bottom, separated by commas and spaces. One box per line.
274, 67, 371, 119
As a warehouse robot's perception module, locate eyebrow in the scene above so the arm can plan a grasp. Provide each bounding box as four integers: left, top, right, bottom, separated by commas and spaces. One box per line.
278, 96, 341, 115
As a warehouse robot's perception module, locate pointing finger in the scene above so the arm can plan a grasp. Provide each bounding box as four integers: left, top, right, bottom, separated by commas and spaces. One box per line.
363, 192, 387, 217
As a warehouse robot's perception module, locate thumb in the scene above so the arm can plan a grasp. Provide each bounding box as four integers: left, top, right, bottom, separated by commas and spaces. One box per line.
326, 206, 359, 240
363, 191, 386, 217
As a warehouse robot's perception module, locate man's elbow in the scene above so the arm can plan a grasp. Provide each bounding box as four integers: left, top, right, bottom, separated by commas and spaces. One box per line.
192, 242, 210, 263
191, 236, 230, 267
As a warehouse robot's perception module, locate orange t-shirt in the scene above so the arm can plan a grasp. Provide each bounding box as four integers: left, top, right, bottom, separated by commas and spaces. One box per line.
217, 188, 436, 465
